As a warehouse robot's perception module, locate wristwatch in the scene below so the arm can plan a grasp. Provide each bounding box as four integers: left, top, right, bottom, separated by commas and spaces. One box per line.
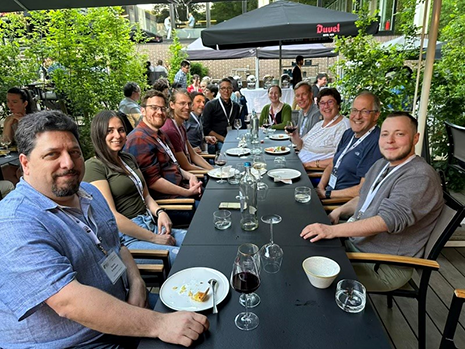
155, 208, 166, 218
325, 189, 332, 199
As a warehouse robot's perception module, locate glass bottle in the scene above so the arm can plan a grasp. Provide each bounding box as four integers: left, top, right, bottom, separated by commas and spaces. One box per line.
239, 162, 259, 231
251, 109, 259, 144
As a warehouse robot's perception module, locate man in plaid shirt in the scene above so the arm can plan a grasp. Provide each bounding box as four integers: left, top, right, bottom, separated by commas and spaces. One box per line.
125, 90, 202, 200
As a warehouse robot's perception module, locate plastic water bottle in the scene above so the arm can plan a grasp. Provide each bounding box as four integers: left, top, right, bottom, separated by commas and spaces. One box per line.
239, 162, 258, 231
251, 109, 259, 144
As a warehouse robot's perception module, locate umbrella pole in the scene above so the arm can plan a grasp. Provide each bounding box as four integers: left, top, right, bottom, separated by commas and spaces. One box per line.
415, 0, 441, 156
255, 54, 260, 89
279, 41, 282, 87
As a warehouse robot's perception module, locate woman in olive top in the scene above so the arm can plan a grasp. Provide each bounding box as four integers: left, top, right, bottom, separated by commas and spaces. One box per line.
259, 85, 292, 130
84, 110, 185, 266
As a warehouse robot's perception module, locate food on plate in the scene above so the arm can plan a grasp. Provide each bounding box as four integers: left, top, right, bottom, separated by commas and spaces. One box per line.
265, 146, 287, 153
189, 288, 210, 302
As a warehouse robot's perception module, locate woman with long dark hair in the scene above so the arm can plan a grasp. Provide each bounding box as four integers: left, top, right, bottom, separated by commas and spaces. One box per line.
83, 110, 185, 265
3, 87, 34, 143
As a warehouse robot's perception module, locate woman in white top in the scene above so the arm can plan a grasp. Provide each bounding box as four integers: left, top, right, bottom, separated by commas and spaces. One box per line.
290, 88, 350, 170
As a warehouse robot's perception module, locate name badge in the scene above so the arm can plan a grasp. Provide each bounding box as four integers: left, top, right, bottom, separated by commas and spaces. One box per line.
329, 173, 337, 189
100, 250, 127, 284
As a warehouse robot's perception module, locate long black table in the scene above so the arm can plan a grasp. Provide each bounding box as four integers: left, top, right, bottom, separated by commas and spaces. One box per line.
138, 131, 390, 348
139, 245, 391, 349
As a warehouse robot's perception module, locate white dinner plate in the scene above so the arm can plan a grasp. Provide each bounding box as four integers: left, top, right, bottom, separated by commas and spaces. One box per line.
264, 146, 291, 155
159, 267, 229, 312
267, 168, 301, 180
208, 167, 235, 179
269, 134, 290, 141
226, 147, 251, 156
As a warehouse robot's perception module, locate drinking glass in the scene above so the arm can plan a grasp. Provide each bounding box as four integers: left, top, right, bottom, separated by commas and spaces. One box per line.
335, 279, 366, 313
262, 122, 271, 138
214, 152, 227, 183
260, 214, 284, 273
0, 135, 12, 158
230, 249, 261, 331
284, 121, 296, 148
294, 186, 311, 203
237, 243, 261, 308
234, 119, 242, 140
213, 210, 232, 230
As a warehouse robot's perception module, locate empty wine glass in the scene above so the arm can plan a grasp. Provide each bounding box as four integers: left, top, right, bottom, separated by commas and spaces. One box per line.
260, 214, 284, 274
214, 152, 228, 183
236, 243, 261, 308
230, 249, 261, 331
234, 118, 242, 140
0, 135, 12, 158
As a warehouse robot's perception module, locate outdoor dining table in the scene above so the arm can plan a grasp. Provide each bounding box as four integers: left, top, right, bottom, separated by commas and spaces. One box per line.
137, 130, 390, 348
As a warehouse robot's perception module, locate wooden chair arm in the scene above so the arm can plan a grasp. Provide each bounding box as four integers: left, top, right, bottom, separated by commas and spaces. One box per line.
130, 249, 169, 259
155, 198, 195, 204
158, 204, 193, 211
308, 172, 323, 178
305, 166, 321, 171
346, 252, 440, 270
321, 197, 352, 205
189, 169, 210, 174
201, 154, 216, 159
455, 289, 465, 299
323, 205, 340, 212
137, 264, 164, 273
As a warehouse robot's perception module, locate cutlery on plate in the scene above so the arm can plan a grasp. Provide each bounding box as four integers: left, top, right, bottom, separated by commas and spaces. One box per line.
208, 278, 218, 314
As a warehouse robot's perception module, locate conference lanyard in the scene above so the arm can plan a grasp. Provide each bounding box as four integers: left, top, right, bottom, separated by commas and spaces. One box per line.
218, 98, 234, 125
121, 159, 156, 223
355, 155, 417, 220
156, 135, 178, 164
333, 125, 376, 173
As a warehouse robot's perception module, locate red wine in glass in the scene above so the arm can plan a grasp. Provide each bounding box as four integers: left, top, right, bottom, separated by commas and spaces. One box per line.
285, 125, 297, 133
232, 272, 260, 294
215, 160, 227, 167
262, 123, 271, 129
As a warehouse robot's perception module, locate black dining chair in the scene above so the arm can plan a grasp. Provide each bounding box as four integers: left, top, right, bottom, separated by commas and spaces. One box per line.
440, 289, 465, 349
443, 121, 465, 191
347, 190, 465, 349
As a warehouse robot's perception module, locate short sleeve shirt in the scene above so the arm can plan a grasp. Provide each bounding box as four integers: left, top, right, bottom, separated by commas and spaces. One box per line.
329, 126, 382, 190
0, 180, 126, 348
161, 118, 190, 163
83, 153, 147, 219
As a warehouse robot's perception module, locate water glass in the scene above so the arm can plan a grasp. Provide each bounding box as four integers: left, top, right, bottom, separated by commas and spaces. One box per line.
335, 279, 366, 313
294, 186, 311, 203
213, 210, 232, 230
228, 164, 244, 185
274, 156, 286, 168
257, 182, 269, 201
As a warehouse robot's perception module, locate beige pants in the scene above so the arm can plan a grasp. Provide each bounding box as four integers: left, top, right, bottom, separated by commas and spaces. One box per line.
345, 240, 414, 292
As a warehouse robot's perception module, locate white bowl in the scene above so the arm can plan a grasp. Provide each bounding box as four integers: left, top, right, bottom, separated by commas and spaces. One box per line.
302, 256, 340, 289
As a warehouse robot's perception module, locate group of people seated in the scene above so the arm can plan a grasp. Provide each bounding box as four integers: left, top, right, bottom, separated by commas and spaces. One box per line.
0, 73, 446, 347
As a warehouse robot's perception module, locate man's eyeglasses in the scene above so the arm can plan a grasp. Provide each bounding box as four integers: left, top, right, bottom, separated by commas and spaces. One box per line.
350, 108, 377, 117
319, 100, 336, 107
220, 87, 233, 91
145, 105, 168, 113
176, 102, 192, 108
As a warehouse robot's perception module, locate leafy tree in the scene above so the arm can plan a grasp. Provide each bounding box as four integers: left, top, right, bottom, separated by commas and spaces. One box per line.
428, 9, 465, 190
330, 6, 417, 118
190, 62, 209, 79
167, 31, 188, 84
211, 0, 258, 24
0, 14, 38, 118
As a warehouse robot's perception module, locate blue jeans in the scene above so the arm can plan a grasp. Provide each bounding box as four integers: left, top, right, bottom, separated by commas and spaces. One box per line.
208, 141, 224, 154
121, 213, 186, 266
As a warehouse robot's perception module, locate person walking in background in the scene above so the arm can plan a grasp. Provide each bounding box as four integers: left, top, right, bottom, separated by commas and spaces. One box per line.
292, 55, 304, 87
164, 16, 172, 39
174, 60, 190, 89
312, 73, 328, 104
187, 12, 195, 38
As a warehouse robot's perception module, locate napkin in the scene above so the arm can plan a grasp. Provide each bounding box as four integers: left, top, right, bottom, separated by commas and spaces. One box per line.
273, 176, 292, 184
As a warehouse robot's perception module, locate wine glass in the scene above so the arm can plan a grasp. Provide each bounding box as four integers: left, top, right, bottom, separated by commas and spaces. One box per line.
260, 214, 284, 274
234, 118, 242, 140
230, 249, 261, 331
214, 152, 227, 183
284, 121, 296, 148
0, 135, 12, 158
262, 122, 271, 139
236, 243, 261, 308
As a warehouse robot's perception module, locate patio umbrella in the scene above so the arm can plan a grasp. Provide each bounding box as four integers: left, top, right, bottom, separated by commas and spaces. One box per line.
185, 38, 257, 60
381, 35, 444, 60
201, 1, 379, 50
